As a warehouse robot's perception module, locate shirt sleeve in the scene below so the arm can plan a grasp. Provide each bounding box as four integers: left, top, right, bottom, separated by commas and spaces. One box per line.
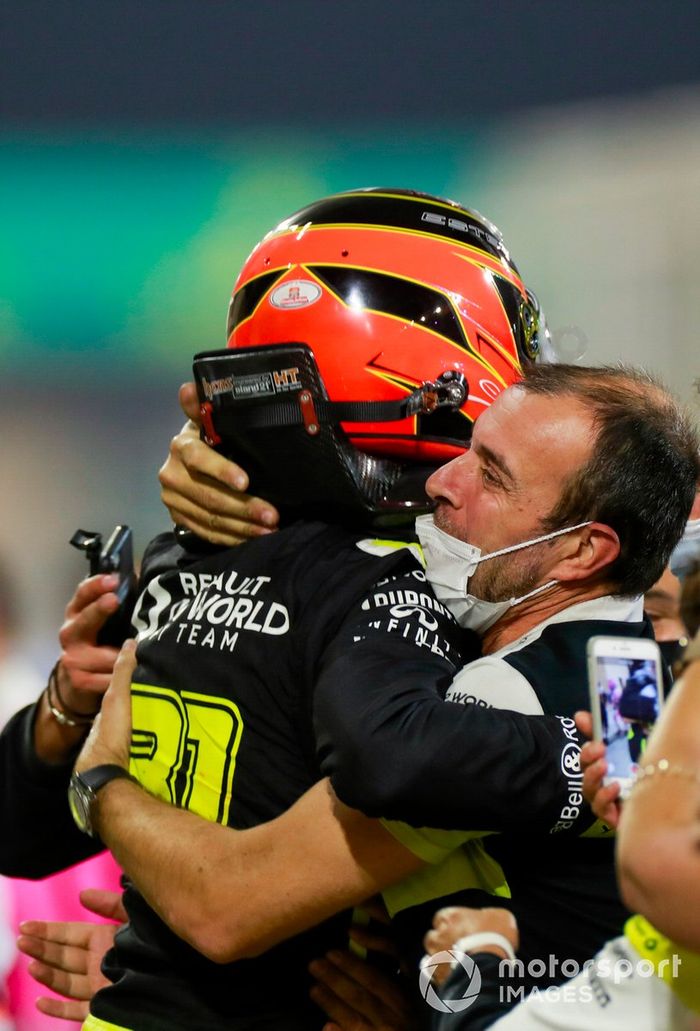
445, 658, 543, 714
313, 568, 590, 835
0, 704, 103, 877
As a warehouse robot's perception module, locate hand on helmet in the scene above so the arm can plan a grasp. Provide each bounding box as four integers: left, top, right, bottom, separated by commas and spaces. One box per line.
159, 383, 280, 545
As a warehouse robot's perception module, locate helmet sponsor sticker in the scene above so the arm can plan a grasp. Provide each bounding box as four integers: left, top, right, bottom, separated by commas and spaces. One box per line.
200, 366, 302, 402
270, 279, 322, 310
232, 366, 302, 398
201, 375, 234, 401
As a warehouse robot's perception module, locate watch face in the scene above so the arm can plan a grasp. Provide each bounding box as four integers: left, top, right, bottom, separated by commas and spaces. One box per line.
68, 773, 95, 836
68, 765, 133, 838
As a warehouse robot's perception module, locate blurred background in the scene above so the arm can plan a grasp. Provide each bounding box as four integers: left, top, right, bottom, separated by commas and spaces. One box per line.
1, 0, 700, 669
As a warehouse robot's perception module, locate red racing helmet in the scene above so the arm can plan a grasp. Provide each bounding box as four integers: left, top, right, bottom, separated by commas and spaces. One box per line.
194, 188, 549, 526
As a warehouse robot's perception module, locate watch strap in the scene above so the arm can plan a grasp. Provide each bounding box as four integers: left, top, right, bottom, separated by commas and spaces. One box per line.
69, 764, 136, 838
78, 763, 135, 794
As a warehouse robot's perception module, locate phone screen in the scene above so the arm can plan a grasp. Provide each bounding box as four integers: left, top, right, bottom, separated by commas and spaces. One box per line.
593, 654, 661, 784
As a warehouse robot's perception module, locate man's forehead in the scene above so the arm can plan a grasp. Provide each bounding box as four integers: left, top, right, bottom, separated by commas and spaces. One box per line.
474, 386, 594, 470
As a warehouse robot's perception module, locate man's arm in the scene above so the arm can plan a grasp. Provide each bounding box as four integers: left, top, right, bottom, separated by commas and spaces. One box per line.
314, 590, 586, 835
76, 644, 426, 963
0, 574, 122, 876
0, 704, 101, 876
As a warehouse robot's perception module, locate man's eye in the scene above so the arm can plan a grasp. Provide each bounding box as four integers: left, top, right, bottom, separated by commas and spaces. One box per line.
481, 467, 502, 487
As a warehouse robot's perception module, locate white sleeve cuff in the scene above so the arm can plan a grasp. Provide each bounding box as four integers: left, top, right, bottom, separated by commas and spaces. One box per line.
452, 931, 517, 963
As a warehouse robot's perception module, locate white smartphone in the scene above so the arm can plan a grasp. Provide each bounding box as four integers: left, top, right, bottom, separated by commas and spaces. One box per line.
587, 635, 665, 799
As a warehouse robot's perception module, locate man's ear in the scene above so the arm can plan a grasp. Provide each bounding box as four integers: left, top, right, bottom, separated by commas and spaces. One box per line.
549, 523, 620, 583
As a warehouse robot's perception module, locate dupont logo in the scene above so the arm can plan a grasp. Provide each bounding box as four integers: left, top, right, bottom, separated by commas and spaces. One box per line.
270, 279, 322, 310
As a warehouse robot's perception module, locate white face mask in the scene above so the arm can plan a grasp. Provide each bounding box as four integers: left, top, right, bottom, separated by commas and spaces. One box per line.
415, 513, 593, 633
670, 518, 700, 581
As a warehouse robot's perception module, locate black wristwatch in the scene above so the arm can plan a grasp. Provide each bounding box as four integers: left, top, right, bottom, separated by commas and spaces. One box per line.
68, 764, 136, 838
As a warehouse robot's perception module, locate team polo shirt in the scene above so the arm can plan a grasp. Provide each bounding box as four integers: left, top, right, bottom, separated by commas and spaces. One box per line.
383, 596, 648, 978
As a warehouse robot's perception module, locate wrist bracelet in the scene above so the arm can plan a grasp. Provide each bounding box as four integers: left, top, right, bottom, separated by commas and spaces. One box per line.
632, 758, 700, 789
451, 932, 517, 963
45, 663, 96, 728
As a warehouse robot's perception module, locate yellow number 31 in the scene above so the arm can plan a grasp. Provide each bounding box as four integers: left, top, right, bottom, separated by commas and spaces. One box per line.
130, 683, 244, 826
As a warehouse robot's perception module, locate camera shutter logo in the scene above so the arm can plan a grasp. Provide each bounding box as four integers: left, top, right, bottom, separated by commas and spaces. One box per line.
419, 950, 482, 1013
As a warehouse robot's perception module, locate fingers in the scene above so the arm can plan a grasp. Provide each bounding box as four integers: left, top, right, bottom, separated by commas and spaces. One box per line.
22, 952, 91, 1002
79, 888, 128, 923
36, 993, 90, 1021
178, 382, 201, 423
581, 746, 622, 826
164, 497, 276, 546
581, 749, 607, 798
75, 640, 136, 773
590, 780, 622, 827
29, 956, 90, 1001
310, 951, 408, 1029
57, 664, 115, 700
422, 906, 518, 988
63, 574, 121, 621
595, 787, 622, 828
580, 739, 606, 769
22, 941, 92, 995
168, 427, 250, 492
59, 575, 122, 696
349, 924, 398, 959
423, 906, 518, 958
19, 918, 116, 1017
112, 638, 137, 683
18, 923, 92, 960
574, 710, 593, 739
93, 639, 136, 735
311, 980, 367, 1031
433, 905, 467, 927
159, 425, 280, 544
322, 951, 405, 1010
419, 950, 453, 988
423, 906, 473, 955
60, 584, 118, 647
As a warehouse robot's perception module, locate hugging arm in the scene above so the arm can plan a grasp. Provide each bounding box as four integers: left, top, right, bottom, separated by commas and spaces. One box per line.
76, 646, 425, 963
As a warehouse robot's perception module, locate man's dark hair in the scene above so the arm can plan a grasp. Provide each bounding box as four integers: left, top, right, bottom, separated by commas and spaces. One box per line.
519, 364, 700, 596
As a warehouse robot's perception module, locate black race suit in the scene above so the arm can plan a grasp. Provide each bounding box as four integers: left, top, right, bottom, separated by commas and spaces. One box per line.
1, 521, 592, 1031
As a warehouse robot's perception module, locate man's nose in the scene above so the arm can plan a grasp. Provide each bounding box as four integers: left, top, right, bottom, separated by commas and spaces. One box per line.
426, 453, 469, 508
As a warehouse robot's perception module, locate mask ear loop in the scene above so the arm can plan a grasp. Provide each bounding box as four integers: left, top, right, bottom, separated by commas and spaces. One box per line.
477, 520, 594, 565
476, 521, 595, 609
511, 579, 559, 606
